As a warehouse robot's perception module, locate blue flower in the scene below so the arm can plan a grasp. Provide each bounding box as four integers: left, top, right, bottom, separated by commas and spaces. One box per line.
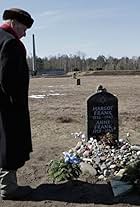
63, 152, 80, 164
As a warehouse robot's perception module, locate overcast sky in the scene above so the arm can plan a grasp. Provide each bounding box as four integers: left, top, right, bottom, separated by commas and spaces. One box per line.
0, 0, 140, 59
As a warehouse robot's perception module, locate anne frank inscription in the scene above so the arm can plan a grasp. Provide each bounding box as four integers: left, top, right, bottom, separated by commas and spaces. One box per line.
86, 86, 118, 141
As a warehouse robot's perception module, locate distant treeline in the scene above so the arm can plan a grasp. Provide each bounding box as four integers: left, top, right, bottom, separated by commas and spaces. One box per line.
27, 54, 140, 73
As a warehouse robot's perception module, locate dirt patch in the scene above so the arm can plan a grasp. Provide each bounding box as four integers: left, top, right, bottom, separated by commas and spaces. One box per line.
1, 75, 140, 207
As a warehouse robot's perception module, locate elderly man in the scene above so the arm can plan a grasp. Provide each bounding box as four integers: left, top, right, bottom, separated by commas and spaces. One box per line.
0, 8, 34, 200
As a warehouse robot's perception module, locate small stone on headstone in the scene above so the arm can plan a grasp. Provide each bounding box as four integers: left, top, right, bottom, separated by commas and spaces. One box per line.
80, 162, 97, 176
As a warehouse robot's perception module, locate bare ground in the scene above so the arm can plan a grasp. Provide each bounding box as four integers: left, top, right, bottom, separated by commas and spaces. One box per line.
1, 75, 140, 207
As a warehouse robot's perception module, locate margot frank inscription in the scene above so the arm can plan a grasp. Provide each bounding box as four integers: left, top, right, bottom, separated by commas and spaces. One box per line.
86, 85, 118, 141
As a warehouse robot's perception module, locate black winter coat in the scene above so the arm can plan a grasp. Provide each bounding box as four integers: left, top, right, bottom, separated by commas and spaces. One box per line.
0, 28, 32, 170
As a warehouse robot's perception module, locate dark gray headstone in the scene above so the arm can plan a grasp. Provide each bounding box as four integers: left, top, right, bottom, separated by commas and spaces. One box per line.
86, 85, 118, 141
77, 79, 80, 85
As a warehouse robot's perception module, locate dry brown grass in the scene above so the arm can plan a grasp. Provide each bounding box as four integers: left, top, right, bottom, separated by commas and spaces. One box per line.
2, 75, 140, 207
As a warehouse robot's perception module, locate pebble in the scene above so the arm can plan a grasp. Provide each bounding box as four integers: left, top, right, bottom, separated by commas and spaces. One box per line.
80, 162, 97, 176
71, 134, 140, 181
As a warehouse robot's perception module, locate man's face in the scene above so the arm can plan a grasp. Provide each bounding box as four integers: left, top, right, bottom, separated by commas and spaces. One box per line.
13, 21, 27, 39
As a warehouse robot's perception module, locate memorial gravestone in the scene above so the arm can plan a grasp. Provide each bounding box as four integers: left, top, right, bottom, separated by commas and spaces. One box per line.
86, 85, 118, 142
77, 78, 81, 85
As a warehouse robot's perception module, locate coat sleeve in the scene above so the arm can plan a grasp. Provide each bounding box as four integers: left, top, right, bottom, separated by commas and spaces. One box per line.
0, 39, 27, 105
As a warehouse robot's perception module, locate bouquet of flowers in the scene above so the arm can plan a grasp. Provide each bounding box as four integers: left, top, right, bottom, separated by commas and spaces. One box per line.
47, 151, 82, 183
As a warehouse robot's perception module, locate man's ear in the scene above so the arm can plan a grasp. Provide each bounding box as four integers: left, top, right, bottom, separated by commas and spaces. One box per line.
10, 19, 16, 28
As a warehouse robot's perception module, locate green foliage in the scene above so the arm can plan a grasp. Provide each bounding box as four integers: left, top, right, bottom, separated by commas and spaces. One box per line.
122, 160, 140, 184
47, 158, 82, 183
